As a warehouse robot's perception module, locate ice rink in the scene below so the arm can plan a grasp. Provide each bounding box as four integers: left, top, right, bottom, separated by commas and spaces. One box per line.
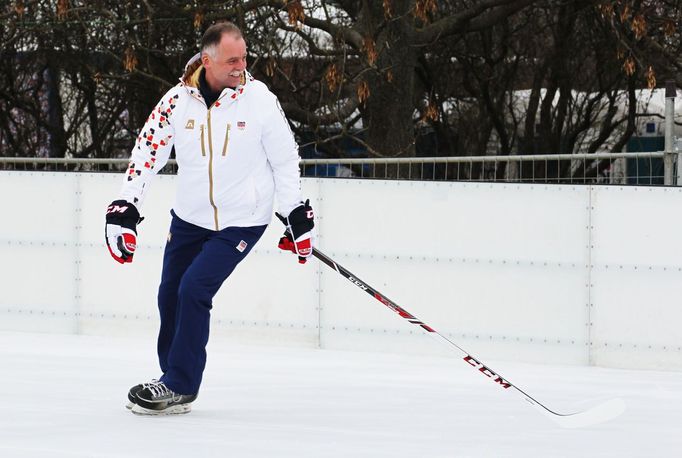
0, 331, 680, 457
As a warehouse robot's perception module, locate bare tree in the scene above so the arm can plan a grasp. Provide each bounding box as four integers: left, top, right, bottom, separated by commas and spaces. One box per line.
1, 0, 680, 173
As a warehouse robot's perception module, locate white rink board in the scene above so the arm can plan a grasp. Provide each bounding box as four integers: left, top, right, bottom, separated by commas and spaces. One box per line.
318, 255, 589, 364
317, 180, 590, 364
0, 172, 78, 242
318, 180, 590, 264
590, 186, 682, 266
1, 171, 682, 370
589, 186, 682, 369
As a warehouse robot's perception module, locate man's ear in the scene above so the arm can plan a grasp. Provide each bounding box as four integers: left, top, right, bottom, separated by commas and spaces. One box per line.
201, 53, 210, 68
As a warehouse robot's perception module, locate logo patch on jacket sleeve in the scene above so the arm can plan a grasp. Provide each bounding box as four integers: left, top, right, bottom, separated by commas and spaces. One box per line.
236, 240, 248, 252
237, 121, 246, 130
185, 119, 195, 129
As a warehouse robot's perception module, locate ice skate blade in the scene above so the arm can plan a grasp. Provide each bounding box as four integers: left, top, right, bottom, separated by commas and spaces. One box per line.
131, 403, 192, 416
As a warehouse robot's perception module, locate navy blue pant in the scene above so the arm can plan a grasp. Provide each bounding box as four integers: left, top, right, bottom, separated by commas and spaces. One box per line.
157, 211, 266, 395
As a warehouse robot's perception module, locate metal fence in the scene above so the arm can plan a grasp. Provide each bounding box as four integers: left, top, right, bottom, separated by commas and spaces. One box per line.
0, 151, 675, 185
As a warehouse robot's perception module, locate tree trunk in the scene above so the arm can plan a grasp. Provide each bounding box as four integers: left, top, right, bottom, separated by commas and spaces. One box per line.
364, 6, 418, 159
44, 60, 67, 158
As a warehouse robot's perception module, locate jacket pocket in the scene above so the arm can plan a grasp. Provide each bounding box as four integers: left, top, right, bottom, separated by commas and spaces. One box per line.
221, 123, 231, 156
200, 124, 206, 157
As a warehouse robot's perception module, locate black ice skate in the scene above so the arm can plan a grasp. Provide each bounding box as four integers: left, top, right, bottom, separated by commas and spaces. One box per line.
125, 379, 158, 410
131, 381, 197, 415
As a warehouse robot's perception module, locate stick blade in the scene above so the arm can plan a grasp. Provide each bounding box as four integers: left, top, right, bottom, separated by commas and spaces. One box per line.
547, 398, 626, 429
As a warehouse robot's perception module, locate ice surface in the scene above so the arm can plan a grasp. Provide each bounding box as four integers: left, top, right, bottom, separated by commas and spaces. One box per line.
0, 331, 680, 457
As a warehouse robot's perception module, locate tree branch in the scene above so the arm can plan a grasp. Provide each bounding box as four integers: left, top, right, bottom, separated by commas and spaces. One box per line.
415, 0, 538, 45
281, 95, 360, 129
266, 0, 364, 49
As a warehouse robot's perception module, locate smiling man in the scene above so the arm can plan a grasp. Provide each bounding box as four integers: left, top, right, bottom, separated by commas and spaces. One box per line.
203, 27, 247, 93
105, 21, 315, 415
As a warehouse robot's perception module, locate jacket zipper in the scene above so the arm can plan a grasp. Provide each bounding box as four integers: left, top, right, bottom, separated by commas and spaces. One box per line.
202, 94, 228, 231
206, 108, 219, 230
222, 123, 231, 157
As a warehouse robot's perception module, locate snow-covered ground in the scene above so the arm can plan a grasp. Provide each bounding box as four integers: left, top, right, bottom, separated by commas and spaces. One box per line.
0, 331, 680, 457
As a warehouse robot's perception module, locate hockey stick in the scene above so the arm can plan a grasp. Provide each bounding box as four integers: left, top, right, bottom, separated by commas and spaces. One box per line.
311, 246, 625, 428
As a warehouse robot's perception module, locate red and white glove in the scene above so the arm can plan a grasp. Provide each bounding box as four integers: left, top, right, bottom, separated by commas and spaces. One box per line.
105, 200, 142, 264
276, 199, 314, 264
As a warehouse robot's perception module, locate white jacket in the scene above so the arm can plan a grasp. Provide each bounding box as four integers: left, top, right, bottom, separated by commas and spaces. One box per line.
119, 55, 302, 230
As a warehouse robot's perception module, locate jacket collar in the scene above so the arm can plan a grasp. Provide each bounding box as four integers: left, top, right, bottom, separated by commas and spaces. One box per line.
179, 52, 252, 106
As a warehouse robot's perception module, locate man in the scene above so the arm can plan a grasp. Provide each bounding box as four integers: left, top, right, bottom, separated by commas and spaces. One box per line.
105, 22, 314, 416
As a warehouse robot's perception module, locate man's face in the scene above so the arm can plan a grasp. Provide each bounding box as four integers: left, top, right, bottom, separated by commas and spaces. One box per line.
203, 34, 247, 91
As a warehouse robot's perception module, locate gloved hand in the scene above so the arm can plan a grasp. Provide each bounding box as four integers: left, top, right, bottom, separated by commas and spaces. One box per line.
105, 200, 142, 264
276, 199, 314, 264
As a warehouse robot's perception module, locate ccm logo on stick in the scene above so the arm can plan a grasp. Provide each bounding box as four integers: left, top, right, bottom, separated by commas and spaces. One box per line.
463, 355, 512, 389
348, 276, 368, 291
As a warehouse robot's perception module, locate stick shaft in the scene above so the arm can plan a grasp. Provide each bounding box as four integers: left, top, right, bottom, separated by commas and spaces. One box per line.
311, 247, 568, 418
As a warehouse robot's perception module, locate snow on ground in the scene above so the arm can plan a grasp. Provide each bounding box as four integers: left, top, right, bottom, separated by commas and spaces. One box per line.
0, 331, 680, 458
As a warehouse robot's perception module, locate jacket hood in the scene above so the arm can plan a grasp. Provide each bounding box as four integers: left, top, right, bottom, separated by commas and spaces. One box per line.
181, 53, 203, 87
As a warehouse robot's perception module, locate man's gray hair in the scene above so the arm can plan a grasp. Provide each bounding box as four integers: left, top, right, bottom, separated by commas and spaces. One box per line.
201, 22, 243, 59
